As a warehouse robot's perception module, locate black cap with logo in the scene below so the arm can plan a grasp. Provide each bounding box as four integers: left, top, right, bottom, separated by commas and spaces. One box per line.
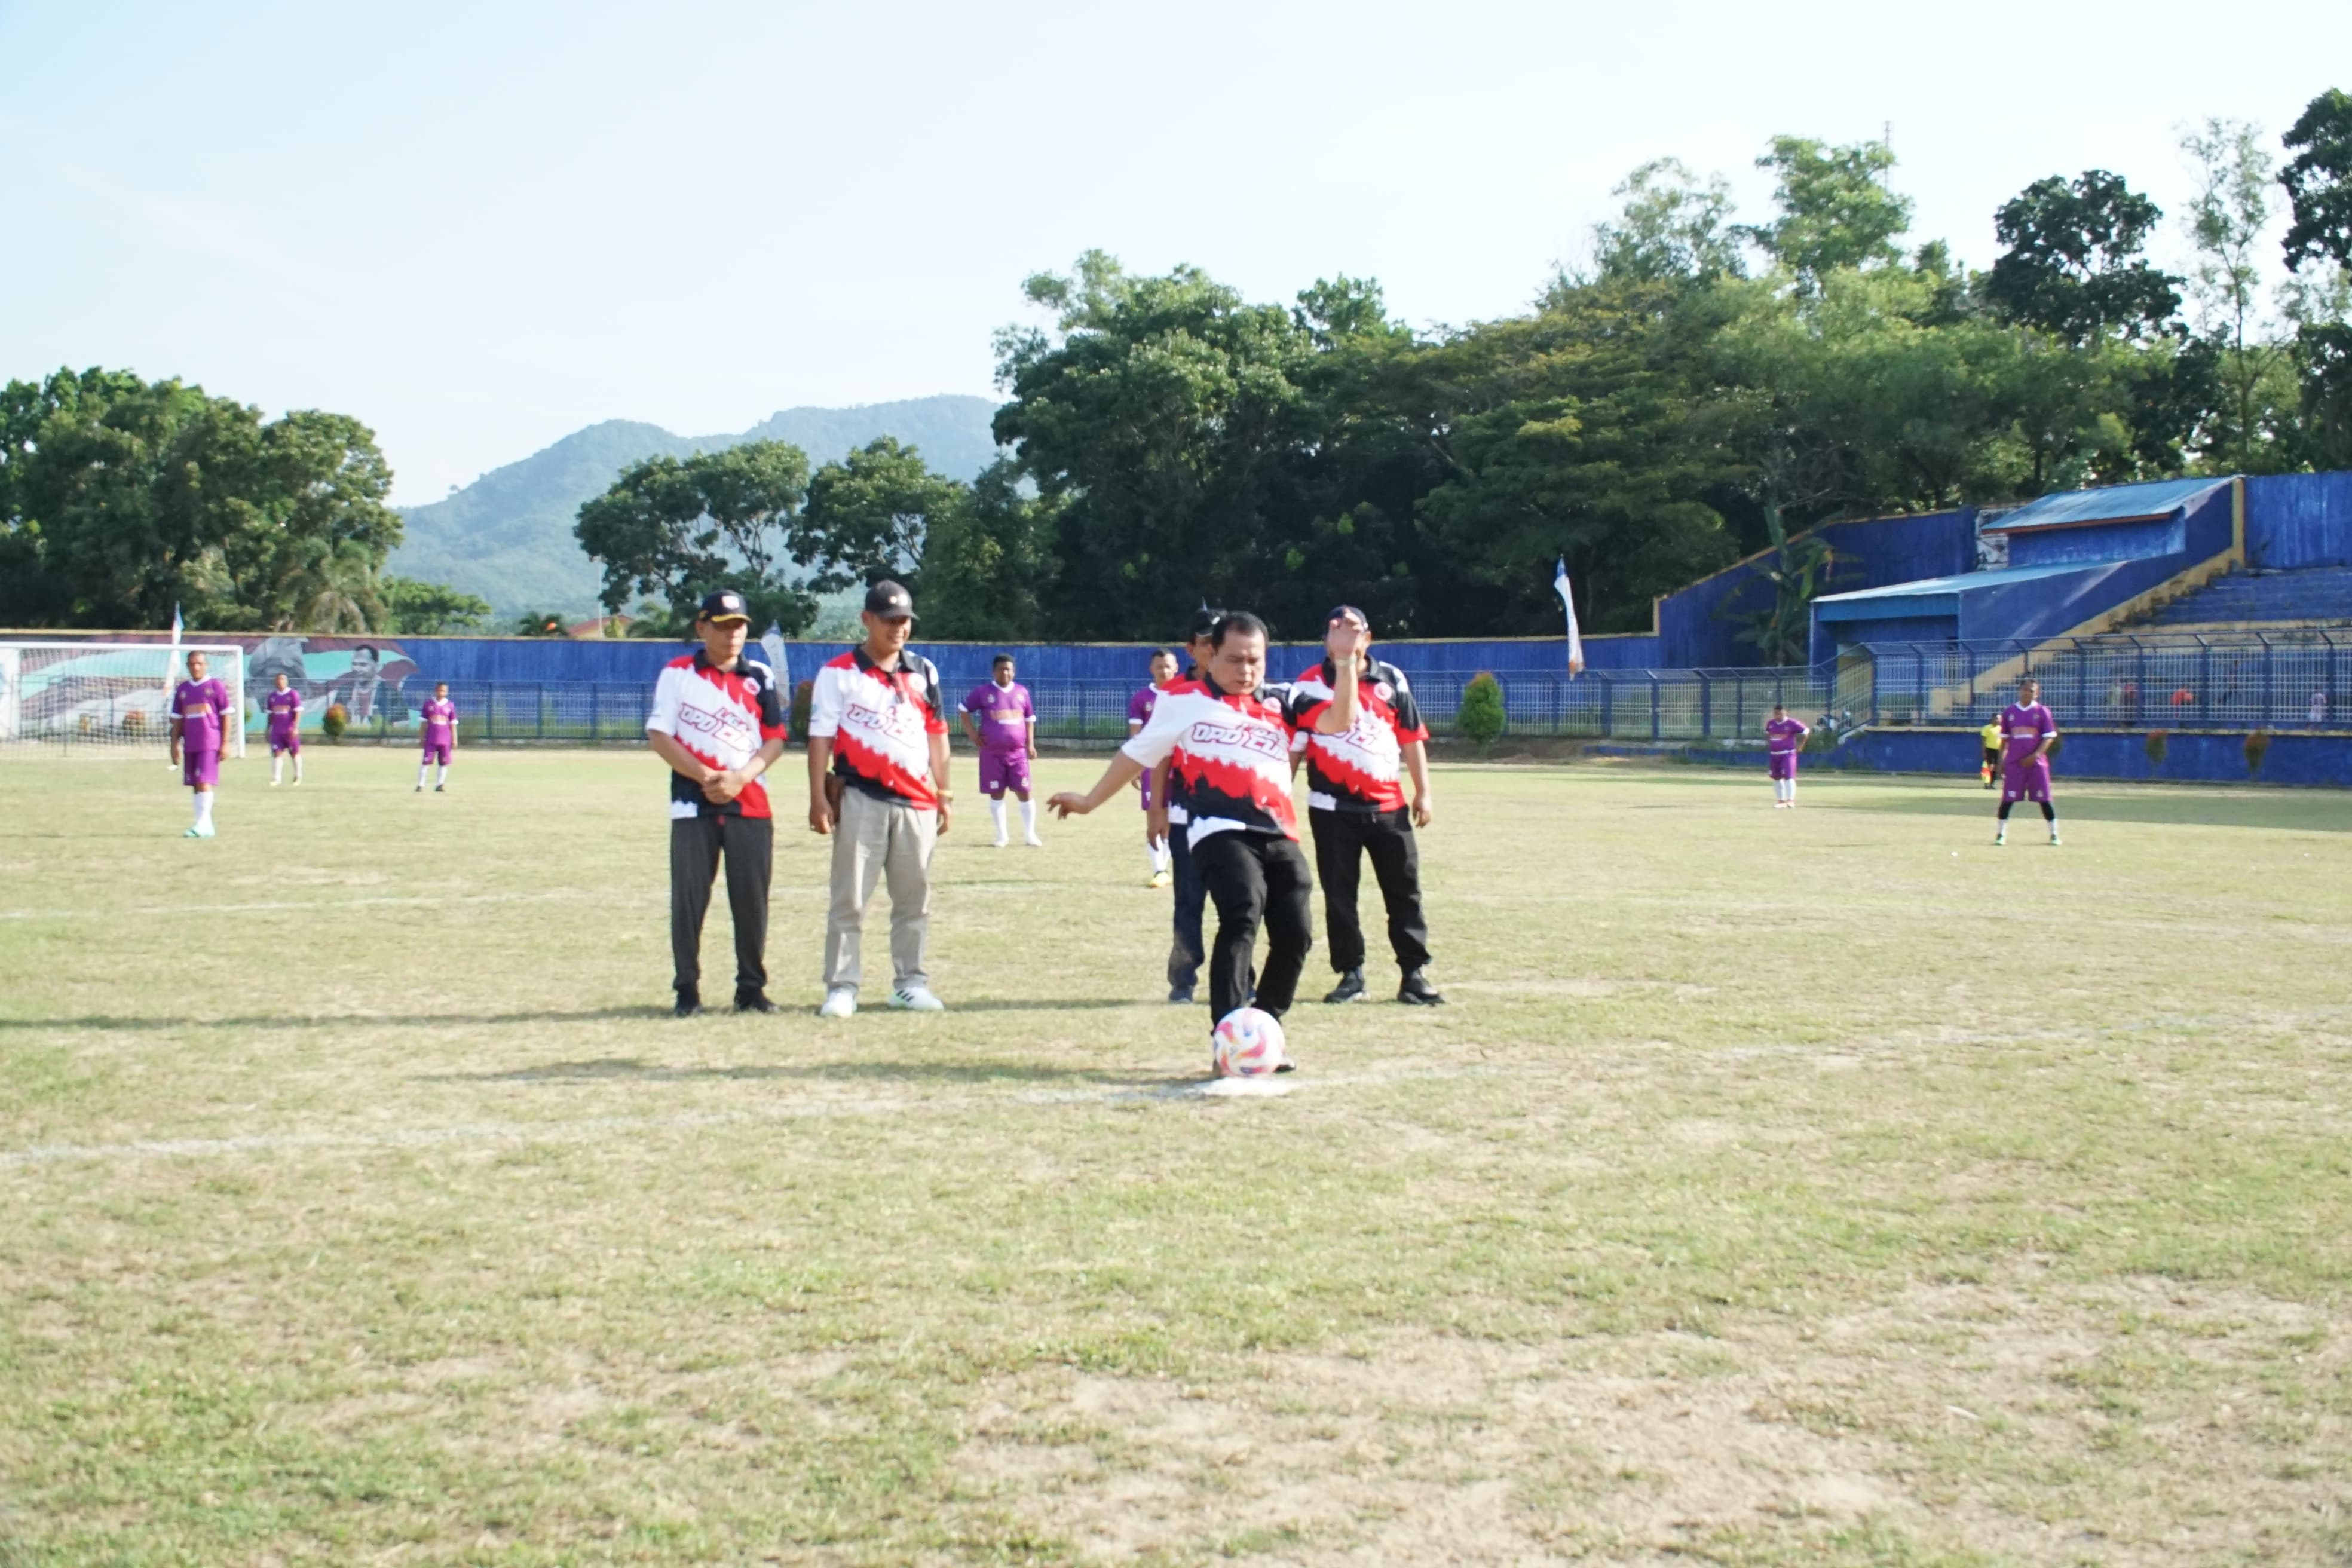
1325, 604, 1370, 632
697, 588, 751, 623
863, 580, 917, 621
1186, 604, 1224, 641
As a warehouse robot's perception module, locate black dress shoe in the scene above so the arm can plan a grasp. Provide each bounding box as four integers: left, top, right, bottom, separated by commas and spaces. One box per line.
1397, 969, 1446, 1006
1168, 985, 1195, 1004
1323, 969, 1367, 1004
733, 991, 779, 1014
673, 989, 703, 1018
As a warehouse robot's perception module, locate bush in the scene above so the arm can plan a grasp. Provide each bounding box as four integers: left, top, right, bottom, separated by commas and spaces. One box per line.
791, 681, 815, 747
2246, 730, 2271, 777
2144, 730, 2167, 767
321, 702, 348, 743
1456, 672, 1506, 749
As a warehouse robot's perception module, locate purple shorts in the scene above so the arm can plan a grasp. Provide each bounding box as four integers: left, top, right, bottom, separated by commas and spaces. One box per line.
2002, 757, 2051, 803
1137, 770, 1153, 811
269, 727, 300, 755
422, 743, 452, 766
978, 748, 1030, 795
182, 748, 219, 788
1768, 751, 1798, 781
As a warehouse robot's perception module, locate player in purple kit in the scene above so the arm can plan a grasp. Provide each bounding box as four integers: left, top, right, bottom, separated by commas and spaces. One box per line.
265, 671, 304, 786
1995, 676, 2060, 847
1764, 702, 1808, 807
169, 650, 232, 838
416, 683, 457, 792
1129, 648, 1178, 886
960, 654, 1040, 847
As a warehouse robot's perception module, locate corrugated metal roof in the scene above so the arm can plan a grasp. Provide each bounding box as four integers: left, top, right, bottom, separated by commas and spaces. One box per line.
1982, 477, 2230, 532
1814, 561, 2094, 612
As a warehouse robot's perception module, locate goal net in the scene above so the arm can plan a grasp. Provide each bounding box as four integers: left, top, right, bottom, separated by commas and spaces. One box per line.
0, 641, 249, 757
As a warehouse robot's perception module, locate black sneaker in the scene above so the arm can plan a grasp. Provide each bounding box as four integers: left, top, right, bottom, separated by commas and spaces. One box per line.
733, 991, 779, 1014
1397, 970, 1446, 1006
1323, 969, 1368, 1004
673, 988, 703, 1018
1168, 985, 1195, 1004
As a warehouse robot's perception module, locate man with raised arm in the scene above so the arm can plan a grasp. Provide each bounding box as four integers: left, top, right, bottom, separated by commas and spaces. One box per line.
806, 580, 953, 1018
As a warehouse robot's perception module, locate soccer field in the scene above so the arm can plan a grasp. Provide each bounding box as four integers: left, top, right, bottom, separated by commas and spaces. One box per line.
2, 751, 2347, 1566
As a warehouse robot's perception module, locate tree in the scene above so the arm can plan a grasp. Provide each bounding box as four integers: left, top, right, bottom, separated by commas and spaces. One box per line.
918, 458, 1058, 640
2182, 118, 2286, 471
1584, 158, 1744, 287
381, 575, 493, 634
514, 611, 568, 637
794, 437, 963, 594
2281, 88, 2352, 272
1740, 136, 1913, 288
574, 440, 816, 634
1986, 170, 2181, 345
2281, 89, 2352, 468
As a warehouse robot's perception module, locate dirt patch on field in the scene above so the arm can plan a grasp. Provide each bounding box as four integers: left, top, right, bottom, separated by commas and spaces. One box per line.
954, 1273, 2347, 1563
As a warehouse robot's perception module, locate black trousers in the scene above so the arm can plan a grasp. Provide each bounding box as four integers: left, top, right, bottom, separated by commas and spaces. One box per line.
1166, 823, 1206, 989
670, 813, 773, 996
1310, 807, 1431, 974
1190, 830, 1313, 1022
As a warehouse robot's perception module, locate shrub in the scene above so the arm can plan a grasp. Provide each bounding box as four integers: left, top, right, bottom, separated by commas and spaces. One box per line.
321, 702, 348, 742
1456, 672, 1506, 749
791, 681, 815, 747
2144, 730, 2167, 767
2246, 730, 2271, 777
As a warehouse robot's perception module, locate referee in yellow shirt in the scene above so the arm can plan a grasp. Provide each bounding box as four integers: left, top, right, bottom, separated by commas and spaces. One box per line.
1979, 717, 2001, 788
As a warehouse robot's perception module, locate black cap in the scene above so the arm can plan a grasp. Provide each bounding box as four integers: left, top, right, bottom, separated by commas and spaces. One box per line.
697, 588, 751, 623
863, 580, 917, 620
1186, 605, 1224, 641
1325, 604, 1370, 632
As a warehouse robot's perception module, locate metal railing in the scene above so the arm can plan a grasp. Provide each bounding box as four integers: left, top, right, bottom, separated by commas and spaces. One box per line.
1855, 630, 2349, 731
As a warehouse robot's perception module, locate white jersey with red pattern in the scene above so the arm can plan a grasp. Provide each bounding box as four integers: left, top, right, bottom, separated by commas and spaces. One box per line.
645, 650, 789, 819
1119, 676, 1301, 847
1284, 657, 1428, 814
807, 648, 948, 810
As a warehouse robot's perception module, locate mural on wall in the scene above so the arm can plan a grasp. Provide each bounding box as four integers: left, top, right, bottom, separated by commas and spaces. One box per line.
246, 636, 420, 731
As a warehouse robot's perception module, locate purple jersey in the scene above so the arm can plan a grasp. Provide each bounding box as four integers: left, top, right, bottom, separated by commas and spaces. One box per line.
265, 687, 302, 734
172, 678, 232, 752
1764, 716, 1808, 753
1128, 685, 1160, 730
2000, 702, 2054, 762
960, 681, 1033, 754
421, 697, 457, 748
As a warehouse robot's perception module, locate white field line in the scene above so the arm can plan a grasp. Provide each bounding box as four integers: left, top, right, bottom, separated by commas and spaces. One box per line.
0, 890, 622, 920
0, 1067, 1448, 1168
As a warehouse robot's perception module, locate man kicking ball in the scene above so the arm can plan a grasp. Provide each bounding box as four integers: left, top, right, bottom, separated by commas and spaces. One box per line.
169, 650, 233, 838
1765, 702, 1808, 807
960, 654, 1040, 847
1995, 676, 2060, 847
416, 684, 457, 792
265, 670, 304, 786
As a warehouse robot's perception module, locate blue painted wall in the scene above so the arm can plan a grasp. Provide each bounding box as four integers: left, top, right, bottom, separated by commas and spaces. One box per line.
2246, 470, 2352, 568
2007, 515, 2184, 567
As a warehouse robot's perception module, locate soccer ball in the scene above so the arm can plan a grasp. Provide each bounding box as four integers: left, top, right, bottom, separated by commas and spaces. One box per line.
1211, 1007, 1287, 1077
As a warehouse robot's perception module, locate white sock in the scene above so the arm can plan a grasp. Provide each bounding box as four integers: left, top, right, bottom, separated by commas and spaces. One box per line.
417, 762, 430, 788
1786, 781, 1797, 804
1150, 837, 1168, 874
437, 764, 449, 788
271, 756, 283, 784
293, 755, 303, 781
988, 798, 1007, 838
195, 791, 214, 829
1020, 800, 1037, 835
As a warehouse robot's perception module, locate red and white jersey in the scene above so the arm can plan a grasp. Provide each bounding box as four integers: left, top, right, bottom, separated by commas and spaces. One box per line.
1285, 658, 1428, 814
808, 648, 948, 809
1120, 676, 1301, 847
645, 650, 789, 819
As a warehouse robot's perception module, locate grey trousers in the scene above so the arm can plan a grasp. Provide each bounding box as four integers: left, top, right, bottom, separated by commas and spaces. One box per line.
824, 786, 937, 993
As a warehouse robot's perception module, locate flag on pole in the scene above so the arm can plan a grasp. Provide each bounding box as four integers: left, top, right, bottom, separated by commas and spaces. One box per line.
1554, 559, 1584, 676
170, 604, 183, 646
164, 603, 184, 765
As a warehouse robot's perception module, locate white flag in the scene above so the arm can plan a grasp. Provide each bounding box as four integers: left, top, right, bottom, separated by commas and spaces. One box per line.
164, 603, 184, 764
1554, 559, 1584, 676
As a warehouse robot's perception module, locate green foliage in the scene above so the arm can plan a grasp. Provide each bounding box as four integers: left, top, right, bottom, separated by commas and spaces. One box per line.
2146, 729, 2169, 767
2281, 88, 2352, 273
1987, 170, 2181, 345
2282, 90, 2352, 470
1739, 136, 1913, 287
380, 576, 492, 635
320, 702, 347, 741
2245, 729, 2272, 776
1456, 672, 1506, 748
514, 611, 568, 637
1587, 159, 1744, 286
919, 459, 1057, 639
795, 436, 961, 595
573, 441, 817, 635
0, 368, 402, 631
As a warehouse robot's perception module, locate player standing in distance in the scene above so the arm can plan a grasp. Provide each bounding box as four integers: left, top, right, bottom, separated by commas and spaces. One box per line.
644, 589, 789, 1016
1129, 648, 1179, 886
960, 654, 1041, 848
1764, 702, 1809, 808
169, 650, 233, 838
1147, 608, 1222, 1002
1287, 606, 1443, 1006
1054, 612, 1360, 1057
415, 684, 457, 792
1979, 713, 2002, 788
1995, 676, 2060, 847
807, 580, 953, 1018
265, 671, 304, 786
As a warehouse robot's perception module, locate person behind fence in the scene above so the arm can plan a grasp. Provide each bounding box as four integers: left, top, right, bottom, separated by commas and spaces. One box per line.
1995, 676, 2060, 848
644, 590, 790, 1017
807, 580, 952, 1019
1285, 605, 1443, 1006
1146, 607, 1223, 1004
1764, 701, 1809, 809
1129, 648, 1178, 887
960, 654, 1041, 849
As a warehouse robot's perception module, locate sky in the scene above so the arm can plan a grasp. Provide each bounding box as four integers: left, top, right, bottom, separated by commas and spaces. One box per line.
2, 0, 2347, 506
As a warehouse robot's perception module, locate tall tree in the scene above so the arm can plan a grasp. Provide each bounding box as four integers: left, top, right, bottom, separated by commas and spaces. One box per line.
918, 458, 1058, 640
794, 436, 963, 594
1740, 136, 1913, 288
2281, 88, 2352, 468
1987, 170, 2182, 344
381, 576, 494, 634
1584, 158, 1744, 287
574, 440, 816, 634
2182, 118, 2287, 471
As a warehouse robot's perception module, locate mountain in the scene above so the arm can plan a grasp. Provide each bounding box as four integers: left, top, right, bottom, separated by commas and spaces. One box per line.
388, 394, 1002, 614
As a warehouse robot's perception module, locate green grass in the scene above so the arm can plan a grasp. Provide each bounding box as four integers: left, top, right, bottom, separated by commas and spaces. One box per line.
2, 749, 2348, 1565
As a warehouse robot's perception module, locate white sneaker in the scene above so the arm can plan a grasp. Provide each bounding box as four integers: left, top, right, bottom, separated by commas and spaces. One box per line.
993, 835, 1008, 849
819, 987, 857, 1019
888, 985, 945, 1012
1024, 833, 1045, 847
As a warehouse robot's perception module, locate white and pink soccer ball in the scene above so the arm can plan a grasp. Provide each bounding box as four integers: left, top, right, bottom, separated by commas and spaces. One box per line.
1212, 1007, 1288, 1077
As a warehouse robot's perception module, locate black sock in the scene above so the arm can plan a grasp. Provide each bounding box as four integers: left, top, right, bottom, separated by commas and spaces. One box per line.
2041, 803, 2056, 823
1997, 803, 2014, 821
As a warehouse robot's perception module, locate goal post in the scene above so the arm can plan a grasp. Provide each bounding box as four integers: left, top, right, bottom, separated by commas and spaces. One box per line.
0, 641, 249, 757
